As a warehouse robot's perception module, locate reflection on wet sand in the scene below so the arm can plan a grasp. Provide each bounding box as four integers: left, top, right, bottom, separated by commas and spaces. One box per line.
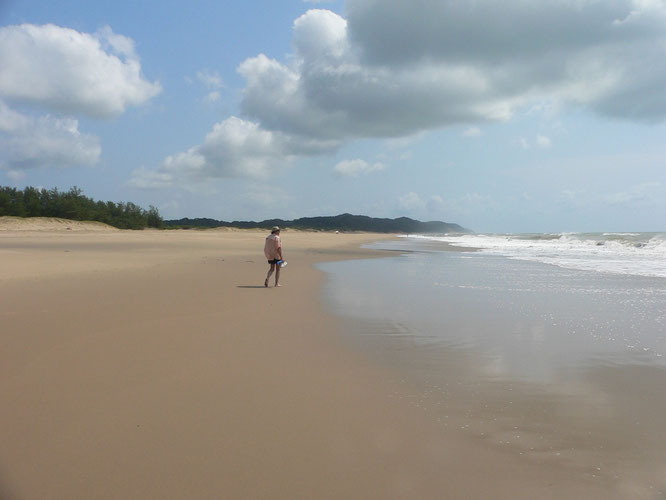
345, 322, 666, 498
320, 240, 666, 499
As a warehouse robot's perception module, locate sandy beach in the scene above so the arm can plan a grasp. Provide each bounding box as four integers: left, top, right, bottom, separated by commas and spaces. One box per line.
1, 221, 614, 499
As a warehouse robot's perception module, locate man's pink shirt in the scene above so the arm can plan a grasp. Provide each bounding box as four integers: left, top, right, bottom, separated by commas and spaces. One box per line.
264, 234, 282, 260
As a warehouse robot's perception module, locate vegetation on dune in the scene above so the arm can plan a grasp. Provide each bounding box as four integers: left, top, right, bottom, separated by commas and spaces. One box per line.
165, 213, 469, 234
0, 185, 467, 233
0, 186, 163, 230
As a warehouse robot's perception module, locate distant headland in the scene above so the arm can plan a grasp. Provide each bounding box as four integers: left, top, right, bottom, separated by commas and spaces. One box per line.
165, 213, 470, 234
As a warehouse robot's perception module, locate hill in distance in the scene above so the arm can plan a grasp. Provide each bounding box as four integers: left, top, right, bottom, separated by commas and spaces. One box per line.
165, 213, 470, 234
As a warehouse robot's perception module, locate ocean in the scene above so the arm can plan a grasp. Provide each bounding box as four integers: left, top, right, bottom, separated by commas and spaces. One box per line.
418, 232, 666, 278
318, 232, 666, 496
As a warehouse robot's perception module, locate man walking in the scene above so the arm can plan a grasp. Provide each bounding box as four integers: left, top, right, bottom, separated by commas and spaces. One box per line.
264, 226, 283, 287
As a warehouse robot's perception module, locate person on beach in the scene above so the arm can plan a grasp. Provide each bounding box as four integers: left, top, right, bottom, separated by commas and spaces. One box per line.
264, 226, 283, 287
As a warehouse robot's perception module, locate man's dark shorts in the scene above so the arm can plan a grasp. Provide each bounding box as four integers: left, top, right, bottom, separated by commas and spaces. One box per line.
268, 259, 279, 264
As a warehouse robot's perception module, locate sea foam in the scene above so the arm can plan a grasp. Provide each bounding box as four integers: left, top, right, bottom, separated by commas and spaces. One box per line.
404, 232, 666, 278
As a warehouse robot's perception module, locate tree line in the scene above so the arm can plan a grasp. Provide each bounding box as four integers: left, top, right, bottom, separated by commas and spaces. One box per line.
0, 186, 163, 229
165, 213, 468, 234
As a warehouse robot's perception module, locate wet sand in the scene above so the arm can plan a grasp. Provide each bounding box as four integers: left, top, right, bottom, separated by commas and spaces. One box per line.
1, 225, 615, 499
320, 239, 666, 499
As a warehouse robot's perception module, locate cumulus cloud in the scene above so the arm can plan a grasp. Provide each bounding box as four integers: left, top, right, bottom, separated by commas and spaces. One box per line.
195, 69, 224, 103
238, 1, 666, 140
399, 192, 426, 212
0, 24, 160, 171
239, 9, 506, 140
129, 116, 338, 187
0, 24, 161, 117
347, 0, 666, 122
125, 166, 175, 190
0, 100, 100, 170
140, 1, 666, 186
333, 159, 386, 177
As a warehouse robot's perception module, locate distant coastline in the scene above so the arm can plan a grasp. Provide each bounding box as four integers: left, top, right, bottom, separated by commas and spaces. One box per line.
1, 186, 469, 234
164, 213, 470, 234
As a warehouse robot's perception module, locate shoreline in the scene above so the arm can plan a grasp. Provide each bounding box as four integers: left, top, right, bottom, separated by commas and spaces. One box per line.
1, 229, 612, 499
319, 238, 666, 499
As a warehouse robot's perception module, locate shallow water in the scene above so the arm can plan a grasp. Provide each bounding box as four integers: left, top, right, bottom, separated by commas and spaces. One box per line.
318, 238, 666, 497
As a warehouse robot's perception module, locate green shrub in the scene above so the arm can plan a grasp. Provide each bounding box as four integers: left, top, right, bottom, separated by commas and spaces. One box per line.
0, 185, 163, 230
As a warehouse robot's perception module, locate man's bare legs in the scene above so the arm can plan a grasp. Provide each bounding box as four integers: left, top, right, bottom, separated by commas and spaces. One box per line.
265, 262, 281, 287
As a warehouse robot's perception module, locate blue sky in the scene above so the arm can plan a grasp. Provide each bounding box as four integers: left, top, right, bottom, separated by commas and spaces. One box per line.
1, 0, 665, 233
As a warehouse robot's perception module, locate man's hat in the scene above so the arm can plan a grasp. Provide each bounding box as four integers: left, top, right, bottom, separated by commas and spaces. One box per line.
271, 226, 280, 233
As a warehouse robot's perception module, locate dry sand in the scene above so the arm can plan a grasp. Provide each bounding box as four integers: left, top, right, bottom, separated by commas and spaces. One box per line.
0, 216, 119, 232
1, 222, 613, 499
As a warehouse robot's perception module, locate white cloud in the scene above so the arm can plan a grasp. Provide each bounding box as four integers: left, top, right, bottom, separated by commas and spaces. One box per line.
0, 24, 161, 118
197, 118, 283, 179
196, 69, 223, 90
397, 191, 485, 218
129, 116, 339, 187
463, 127, 482, 137
560, 189, 579, 203
0, 24, 159, 171
601, 182, 661, 206
125, 166, 175, 189
398, 192, 425, 212
559, 182, 663, 209
138, 1, 666, 187
196, 69, 224, 104
333, 159, 385, 177
6, 170, 26, 182
204, 91, 221, 103
426, 195, 446, 213
384, 132, 425, 150
238, 2, 666, 143
0, 100, 28, 131
0, 100, 100, 170
239, 10, 507, 140
517, 134, 553, 149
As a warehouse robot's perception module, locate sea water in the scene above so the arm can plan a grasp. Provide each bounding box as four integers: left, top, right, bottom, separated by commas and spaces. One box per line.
319, 233, 666, 381
318, 233, 666, 492
420, 232, 666, 278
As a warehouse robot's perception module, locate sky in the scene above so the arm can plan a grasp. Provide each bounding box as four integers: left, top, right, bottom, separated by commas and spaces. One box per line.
1, 0, 665, 233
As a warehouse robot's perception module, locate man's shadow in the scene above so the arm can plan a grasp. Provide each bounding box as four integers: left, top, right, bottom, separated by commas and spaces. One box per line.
236, 285, 266, 289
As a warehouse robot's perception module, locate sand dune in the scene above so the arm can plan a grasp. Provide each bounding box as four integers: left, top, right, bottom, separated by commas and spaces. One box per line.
0, 216, 119, 232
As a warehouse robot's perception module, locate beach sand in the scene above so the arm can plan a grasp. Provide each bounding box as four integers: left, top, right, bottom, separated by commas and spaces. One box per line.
1, 223, 613, 499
